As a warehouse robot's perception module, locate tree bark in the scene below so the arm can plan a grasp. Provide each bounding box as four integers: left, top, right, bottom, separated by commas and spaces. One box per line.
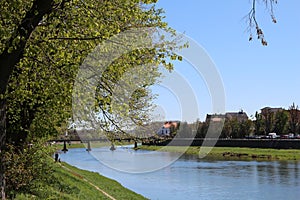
0, 100, 6, 200
0, 1, 54, 198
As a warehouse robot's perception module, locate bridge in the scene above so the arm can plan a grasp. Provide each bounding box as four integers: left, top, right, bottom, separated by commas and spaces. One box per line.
49, 137, 168, 152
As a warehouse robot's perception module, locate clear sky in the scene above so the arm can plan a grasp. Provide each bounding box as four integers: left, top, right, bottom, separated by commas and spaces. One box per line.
149, 0, 300, 122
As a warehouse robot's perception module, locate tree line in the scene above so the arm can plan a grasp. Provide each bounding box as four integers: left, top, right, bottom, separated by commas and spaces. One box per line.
176, 103, 300, 139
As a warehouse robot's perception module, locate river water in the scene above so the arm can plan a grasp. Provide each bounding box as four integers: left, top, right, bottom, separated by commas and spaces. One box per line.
60, 146, 300, 200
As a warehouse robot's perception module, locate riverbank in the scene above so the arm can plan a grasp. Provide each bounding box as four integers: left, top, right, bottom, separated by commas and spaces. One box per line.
16, 161, 146, 200
140, 146, 300, 161
143, 138, 300, 149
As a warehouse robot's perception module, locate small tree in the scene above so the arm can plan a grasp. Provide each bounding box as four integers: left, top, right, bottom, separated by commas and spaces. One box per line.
196, 122, 208, 138
229, 119, 240, 138
221, 119, 232, 138
239, 120, 253, 138
177, 122, 193, 138
273, 110, 288, 135
288, 103, 300, 134
254, 111, 264, 135
261, 108, 274, 135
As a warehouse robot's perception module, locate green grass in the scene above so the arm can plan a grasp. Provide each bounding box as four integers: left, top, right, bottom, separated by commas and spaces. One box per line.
16, 161, 147, 200
140, 145, 300, 161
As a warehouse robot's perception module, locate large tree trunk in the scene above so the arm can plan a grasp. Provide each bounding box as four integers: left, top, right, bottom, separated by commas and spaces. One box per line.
0, 99, 6, 200
0, 1, 55, 198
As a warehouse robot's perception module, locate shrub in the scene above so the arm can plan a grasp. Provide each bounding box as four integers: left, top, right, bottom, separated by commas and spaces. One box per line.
4, 140, 55, 198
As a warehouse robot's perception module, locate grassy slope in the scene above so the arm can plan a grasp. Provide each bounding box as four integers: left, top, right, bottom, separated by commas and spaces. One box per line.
16, 162, 146, 200
140, 146, 300, 161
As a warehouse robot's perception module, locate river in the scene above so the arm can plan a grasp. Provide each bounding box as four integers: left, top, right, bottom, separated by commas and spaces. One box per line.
60, 146, 300, 200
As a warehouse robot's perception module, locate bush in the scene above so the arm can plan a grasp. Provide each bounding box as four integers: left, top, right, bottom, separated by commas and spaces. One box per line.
4, 140, 55, 198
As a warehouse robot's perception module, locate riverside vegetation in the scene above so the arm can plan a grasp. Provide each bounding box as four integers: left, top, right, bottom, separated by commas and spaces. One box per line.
15, 161, 146, 200
140, 146, 300, 161
4, 141, 146, 200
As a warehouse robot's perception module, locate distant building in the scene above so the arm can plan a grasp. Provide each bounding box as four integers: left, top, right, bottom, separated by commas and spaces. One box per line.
205, 110, 248, 123
261, 107, 284, 115
157, 126, 171, 136
157, 121, 179, 136
260, 105, 300, 119
205, 114, 225, 124
260, 107, 285, 122
225, 110, 248, 122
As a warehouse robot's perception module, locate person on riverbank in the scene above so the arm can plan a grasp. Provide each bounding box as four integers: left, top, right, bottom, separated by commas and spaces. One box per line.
54, 149, 60, 162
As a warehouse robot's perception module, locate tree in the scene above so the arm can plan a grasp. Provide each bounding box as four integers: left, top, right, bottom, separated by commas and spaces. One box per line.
177, 122, 193, 138
261, 108, 274, 135
196, 122, 208, 138
0, 0, 181, 198
221, 119, 232, 138
220, 118, 252, 139
239, 120, 253, 138
254, 111, 264, 135
229, 119, 240, 138
288, 103, 300, 134
273, 110, 288, 135
1, 1, 55, 197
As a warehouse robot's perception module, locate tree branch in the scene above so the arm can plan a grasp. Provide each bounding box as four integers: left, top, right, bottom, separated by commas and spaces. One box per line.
0, 0, 55, 95
246, 0, 278, 46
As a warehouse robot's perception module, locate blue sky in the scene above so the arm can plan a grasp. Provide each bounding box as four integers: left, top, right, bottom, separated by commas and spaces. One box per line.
150, 0, 300, 122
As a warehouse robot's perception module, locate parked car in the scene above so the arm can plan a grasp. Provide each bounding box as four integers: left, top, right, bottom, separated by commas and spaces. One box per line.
254, 135, 264, 139
280, 135, 289, 139
268, 133, 277, 139
280, 134, 295, 139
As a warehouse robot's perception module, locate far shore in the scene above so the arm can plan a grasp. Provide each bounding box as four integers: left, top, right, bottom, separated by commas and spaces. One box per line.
139, 145, 300, 161
53, 141, 132, 149
53, 141, 300, 161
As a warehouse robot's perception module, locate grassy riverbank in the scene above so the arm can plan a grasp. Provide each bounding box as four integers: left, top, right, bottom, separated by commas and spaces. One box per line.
140, 146, 300, 161
16, 162, 146, 200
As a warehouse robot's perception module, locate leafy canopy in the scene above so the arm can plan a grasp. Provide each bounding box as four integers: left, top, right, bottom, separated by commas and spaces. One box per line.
1, 0, 182, 144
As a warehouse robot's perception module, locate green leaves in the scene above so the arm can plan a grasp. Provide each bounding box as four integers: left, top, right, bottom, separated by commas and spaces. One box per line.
2, 0, 183, 144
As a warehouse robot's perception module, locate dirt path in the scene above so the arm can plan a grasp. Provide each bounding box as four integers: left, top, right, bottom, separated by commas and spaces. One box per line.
59, 163, 117, 200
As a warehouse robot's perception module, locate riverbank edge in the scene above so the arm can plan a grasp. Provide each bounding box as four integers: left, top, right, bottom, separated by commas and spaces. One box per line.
16, 161, 147, 200
56, 143, 300, 161
139, 145, 300, 161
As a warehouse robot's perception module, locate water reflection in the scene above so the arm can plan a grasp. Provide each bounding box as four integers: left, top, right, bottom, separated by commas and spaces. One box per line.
89, 146, 181, 173
60, 147, 300, 200
254, 161, 300, 187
